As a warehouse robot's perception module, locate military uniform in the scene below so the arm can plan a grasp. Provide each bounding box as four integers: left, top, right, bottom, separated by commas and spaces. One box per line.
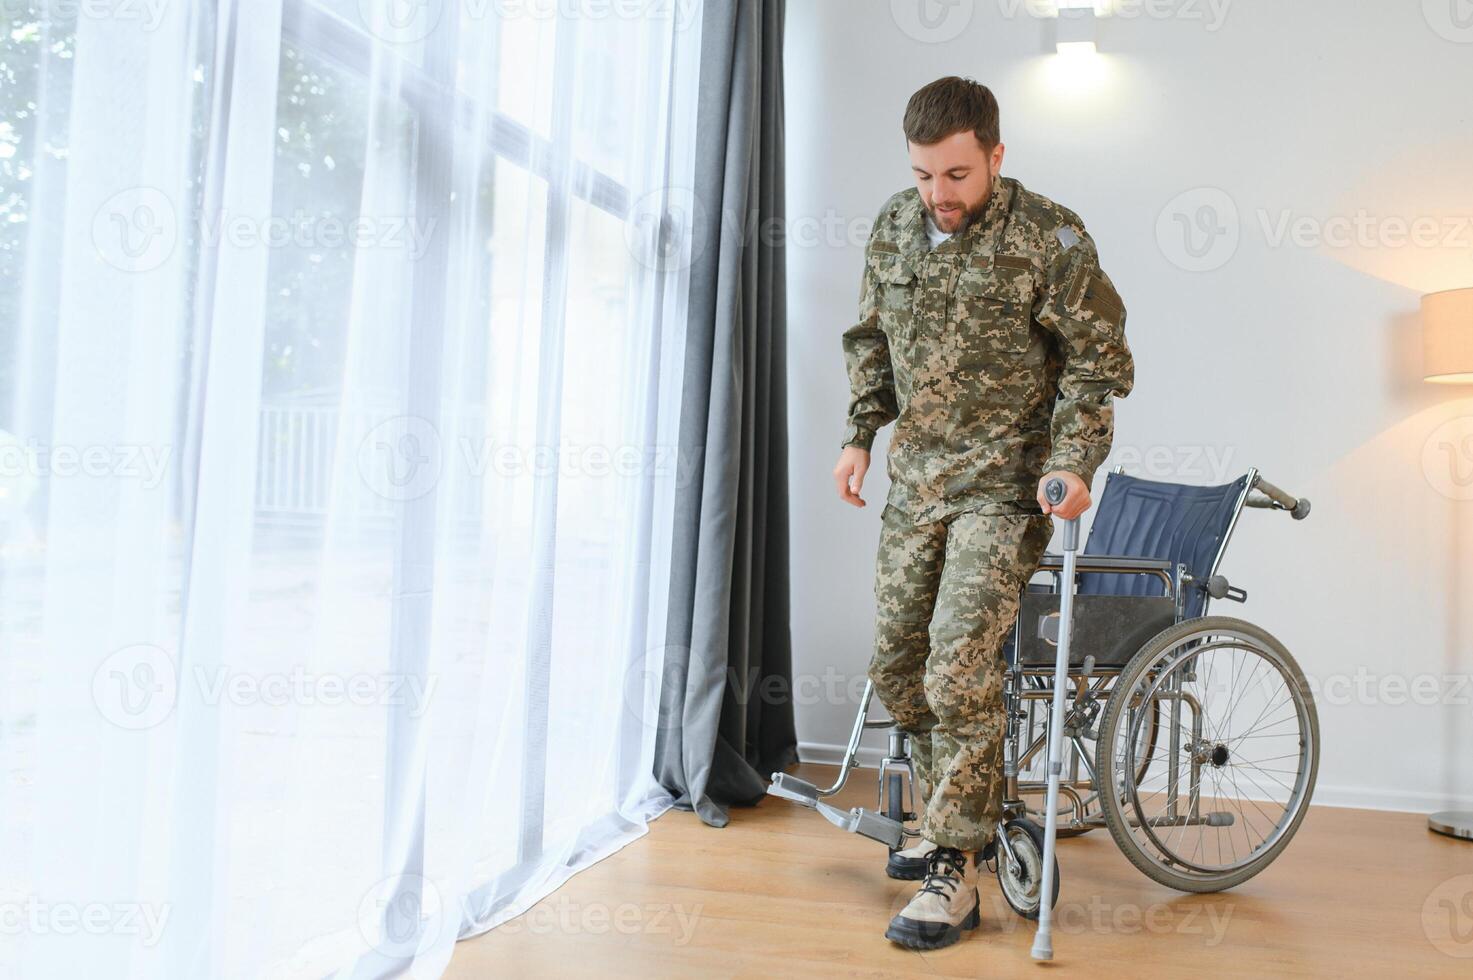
842, 175, 1134, 851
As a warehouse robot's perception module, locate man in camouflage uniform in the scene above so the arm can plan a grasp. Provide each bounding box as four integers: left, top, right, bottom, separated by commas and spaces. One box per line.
833, 77, 1134, 950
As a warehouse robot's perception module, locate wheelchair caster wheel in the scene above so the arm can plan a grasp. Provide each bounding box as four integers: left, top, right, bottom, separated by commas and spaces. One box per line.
883, 772, 906, 826
995, 818, 1060, 921
883, 772, 928, 879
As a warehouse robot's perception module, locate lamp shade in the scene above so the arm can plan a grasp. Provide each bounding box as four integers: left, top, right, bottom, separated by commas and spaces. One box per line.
1422, 288, 1473, 384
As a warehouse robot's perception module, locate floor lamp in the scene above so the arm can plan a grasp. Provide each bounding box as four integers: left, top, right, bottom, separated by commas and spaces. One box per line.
1423, 287, 1473, 841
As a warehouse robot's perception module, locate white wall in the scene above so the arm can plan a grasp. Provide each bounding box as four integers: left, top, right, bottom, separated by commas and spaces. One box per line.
784, 0, 1473, 812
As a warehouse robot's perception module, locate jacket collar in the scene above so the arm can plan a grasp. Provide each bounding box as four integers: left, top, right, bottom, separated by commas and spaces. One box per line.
899, 174, 1015, 263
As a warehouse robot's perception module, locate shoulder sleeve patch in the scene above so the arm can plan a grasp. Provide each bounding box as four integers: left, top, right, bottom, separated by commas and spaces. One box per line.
1055, 227, 1080, 251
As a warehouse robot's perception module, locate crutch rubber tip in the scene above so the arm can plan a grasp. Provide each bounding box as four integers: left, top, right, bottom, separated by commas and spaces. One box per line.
1030, 937, 1053, 961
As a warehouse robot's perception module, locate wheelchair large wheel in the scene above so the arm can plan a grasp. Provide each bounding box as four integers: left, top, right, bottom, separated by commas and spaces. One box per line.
1096, 616, 1319, 893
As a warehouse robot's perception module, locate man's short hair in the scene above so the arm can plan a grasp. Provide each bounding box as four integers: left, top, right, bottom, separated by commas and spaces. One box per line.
903, 76, 1000, 150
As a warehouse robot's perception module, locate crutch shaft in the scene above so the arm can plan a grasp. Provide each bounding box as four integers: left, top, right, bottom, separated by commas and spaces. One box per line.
1033, 480, 1077, 961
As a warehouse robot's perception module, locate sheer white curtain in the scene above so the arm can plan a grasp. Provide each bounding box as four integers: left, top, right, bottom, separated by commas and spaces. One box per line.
0, 1, 703, 976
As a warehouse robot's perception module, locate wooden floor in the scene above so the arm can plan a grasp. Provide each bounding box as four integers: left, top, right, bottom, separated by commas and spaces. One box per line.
449, 763, 1473, 978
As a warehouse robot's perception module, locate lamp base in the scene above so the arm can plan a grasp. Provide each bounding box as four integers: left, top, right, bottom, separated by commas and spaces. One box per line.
1428, 811, 1473, 840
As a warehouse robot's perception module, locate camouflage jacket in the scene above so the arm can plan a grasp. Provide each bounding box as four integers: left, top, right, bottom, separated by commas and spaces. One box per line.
841, 176, 1134, 525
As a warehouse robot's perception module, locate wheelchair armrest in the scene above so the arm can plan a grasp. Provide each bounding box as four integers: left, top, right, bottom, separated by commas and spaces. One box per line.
1036, 554, 1175, 574
1033, 554, 1177, 598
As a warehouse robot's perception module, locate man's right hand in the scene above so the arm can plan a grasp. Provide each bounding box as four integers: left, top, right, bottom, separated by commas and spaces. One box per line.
833, 446, 871, 507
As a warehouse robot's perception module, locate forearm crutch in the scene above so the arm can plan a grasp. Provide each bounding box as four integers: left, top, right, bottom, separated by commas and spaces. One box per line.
1031, 476, 1078, 962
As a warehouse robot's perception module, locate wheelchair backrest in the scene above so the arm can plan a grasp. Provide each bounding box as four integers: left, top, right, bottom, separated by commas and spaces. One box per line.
1080, 471, 1252, 618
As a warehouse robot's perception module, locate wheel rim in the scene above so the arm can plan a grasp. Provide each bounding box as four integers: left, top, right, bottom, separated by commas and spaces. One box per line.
1108, 627, 1316, 879
997, 825, 1042, 912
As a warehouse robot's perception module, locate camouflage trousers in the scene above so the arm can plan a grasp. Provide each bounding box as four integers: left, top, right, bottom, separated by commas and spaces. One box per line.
867, 501, 1053, 852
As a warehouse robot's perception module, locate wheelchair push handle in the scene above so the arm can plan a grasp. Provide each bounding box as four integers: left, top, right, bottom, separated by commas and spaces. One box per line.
1247, 474, 1311, 520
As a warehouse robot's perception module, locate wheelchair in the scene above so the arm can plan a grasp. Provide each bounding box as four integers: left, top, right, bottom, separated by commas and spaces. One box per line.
769, 467, 1320, 919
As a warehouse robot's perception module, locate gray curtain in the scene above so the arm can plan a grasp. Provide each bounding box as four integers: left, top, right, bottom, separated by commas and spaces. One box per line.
654, 0, 796, 828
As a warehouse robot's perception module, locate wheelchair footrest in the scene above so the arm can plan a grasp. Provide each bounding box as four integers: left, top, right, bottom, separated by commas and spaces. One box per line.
815, 802, 905, 849
766, 772, 822, 808
767, 773, 906, 849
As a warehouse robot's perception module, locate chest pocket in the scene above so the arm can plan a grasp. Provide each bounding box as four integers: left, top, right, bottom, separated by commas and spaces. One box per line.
952, 253, 1035, 355
866, 244, 918, 343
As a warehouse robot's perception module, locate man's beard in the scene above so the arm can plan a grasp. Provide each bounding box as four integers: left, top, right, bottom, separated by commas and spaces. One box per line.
928, 172, 995, 237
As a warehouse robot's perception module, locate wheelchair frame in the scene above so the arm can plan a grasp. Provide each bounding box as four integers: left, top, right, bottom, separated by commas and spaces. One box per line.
768, 466, 1317, 899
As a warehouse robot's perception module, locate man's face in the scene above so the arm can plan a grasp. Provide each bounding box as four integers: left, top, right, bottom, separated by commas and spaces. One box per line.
908, 130, 1006, 236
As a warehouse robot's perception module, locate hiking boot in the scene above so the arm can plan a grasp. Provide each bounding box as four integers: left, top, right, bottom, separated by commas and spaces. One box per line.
884, 846, 980, 950
886, 837, 936, 880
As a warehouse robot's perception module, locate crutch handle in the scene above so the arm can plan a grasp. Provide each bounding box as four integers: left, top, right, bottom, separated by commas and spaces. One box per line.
1044, 477, 1080, 551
